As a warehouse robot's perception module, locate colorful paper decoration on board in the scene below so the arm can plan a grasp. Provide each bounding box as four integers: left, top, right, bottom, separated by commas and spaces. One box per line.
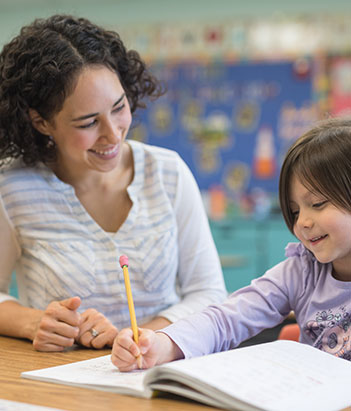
329, 57, 351, 117
253, 126, 276, 179
130, 60, 315, 197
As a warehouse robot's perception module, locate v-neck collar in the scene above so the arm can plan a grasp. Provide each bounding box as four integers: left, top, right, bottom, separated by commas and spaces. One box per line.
39, 140, 145, 240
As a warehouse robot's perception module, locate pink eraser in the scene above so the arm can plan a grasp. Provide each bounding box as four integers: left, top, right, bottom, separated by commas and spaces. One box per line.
119, 255, 129, 267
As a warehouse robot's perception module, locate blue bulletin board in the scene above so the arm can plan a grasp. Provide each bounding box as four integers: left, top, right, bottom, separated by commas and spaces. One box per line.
130, 60, 316, 199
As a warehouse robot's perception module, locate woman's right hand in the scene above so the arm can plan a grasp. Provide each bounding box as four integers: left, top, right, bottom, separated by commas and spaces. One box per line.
111, 327, 183, 371
32, 296, 81, 352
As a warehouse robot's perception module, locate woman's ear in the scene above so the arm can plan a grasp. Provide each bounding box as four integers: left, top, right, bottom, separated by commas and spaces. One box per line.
28, 109, 52, 135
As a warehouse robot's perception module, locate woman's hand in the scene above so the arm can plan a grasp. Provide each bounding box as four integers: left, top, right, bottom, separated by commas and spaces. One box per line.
77, 308, 118, 349
32, 296, 81, 352
111, 328, 183, 371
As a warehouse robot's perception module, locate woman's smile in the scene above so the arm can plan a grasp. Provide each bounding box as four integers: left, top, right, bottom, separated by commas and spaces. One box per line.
88, 144, 120, 159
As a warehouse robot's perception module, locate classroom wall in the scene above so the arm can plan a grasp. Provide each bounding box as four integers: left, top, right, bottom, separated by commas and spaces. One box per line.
2, 0, 351, 47
2, 0, 350, 293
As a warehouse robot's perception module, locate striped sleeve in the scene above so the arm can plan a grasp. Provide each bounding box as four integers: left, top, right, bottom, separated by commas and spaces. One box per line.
0, 194, 21, 303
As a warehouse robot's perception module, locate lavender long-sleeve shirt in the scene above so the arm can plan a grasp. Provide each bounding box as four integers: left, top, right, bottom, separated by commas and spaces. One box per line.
162, 242, 351, 361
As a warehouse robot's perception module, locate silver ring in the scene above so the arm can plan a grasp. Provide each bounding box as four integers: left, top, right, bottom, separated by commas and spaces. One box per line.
90, 328, 99, 338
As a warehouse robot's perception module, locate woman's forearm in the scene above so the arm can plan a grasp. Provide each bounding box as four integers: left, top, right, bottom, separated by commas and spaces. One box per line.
140, 316, 171, 331
0, 300, 42, 340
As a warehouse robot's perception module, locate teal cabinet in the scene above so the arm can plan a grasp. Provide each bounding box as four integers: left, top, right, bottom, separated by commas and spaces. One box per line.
210, 219, 257, 292
210, 216, 296, 293
265, 219, 296, 269
9, 272, 18, 298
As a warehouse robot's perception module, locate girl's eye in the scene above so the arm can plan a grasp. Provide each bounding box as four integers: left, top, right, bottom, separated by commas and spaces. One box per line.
291, 210, 299, 220
313, 200, 328, 208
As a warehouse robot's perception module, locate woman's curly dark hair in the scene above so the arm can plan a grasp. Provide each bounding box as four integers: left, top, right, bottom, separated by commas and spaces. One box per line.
0, 14, 163, 166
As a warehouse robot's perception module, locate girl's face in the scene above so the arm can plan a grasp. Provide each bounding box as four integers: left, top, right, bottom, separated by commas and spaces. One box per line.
43, 65, 132, 179
290, 174, 351, 280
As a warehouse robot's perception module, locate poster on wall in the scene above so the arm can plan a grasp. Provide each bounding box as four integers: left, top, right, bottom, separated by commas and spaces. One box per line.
130, 60, 317, 215
329, 56, 351, 117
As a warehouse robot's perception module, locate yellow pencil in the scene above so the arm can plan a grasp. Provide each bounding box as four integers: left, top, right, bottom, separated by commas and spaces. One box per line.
119, 255, 142, 369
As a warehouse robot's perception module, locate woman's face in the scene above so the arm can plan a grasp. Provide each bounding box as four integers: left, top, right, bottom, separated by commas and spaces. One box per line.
46, 65, 132, 178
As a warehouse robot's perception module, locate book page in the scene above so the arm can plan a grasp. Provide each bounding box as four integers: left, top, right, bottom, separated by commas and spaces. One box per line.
21, 341, 351, 410
148, 340, 351, 411
21, 355, 152, 398
0, 399, 64, 411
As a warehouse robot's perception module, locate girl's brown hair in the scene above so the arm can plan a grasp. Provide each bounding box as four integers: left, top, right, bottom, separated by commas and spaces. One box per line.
279, 117, 351, 233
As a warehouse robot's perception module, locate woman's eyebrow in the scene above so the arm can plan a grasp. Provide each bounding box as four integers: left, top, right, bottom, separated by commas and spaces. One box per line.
112, 93, 125, 108
71, 93, 126, 122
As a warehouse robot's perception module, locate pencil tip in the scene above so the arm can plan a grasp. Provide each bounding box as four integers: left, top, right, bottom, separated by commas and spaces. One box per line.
137, 355, 143, 369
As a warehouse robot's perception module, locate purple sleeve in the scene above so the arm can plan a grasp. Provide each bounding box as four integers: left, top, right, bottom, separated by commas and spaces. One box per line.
162, 248, 307, 358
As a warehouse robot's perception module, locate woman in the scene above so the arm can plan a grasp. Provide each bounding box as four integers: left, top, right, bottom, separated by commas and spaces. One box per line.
0, 15, 226, 351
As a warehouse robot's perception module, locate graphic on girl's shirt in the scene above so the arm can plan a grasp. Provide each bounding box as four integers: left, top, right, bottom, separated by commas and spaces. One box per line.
304, 306, 351, 360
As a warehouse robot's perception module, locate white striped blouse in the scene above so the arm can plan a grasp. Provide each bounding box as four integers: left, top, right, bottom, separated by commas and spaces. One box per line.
0, 140, 226, 328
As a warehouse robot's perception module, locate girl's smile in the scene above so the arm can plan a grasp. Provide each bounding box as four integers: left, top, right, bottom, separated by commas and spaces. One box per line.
308, 234, 328, 247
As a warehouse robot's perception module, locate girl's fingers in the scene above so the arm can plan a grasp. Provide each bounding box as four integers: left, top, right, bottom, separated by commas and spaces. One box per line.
116, 328, 135, 349
111, 347, 139, 370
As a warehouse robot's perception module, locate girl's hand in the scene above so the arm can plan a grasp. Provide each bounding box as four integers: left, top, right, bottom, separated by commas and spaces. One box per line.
111, 328, 182, 371
32, 296, 81, 352
77, 308, 118, 349
111, 327, 157, 371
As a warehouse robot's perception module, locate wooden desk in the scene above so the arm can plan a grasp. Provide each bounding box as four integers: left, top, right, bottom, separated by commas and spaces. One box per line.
1, 336, 350, 411
0, 336, 221, 411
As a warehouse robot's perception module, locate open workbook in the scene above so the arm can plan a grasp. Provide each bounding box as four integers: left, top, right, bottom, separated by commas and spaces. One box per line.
21, 340, 351, 411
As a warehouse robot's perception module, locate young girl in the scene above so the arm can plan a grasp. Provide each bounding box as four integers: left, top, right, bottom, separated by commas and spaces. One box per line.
112, 117, 351, 370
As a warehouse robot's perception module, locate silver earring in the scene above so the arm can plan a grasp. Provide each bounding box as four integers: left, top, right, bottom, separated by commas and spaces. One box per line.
47, 135, 55, 148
